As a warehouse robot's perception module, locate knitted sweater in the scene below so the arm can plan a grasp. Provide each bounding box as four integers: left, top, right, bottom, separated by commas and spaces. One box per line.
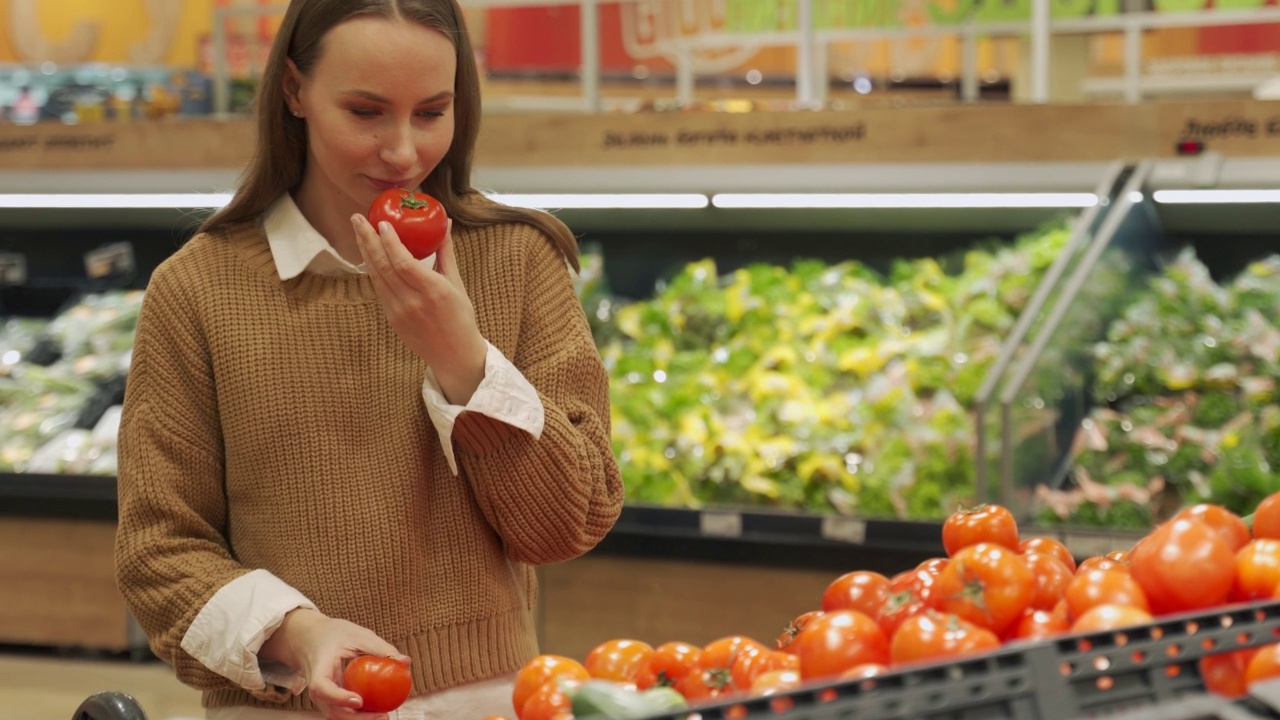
114, 216, 624, 711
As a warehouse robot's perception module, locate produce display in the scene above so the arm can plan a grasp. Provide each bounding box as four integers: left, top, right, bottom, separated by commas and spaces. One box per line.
502, 497, 1280, 720
1037, 251, 1280, 530
582, 225, 1071, 519
0, 290, 140, 474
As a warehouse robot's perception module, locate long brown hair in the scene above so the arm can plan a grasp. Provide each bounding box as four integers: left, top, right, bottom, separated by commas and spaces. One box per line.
199, 0, 580, 271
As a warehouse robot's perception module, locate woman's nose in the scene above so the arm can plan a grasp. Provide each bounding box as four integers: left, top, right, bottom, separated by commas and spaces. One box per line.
379, 120, 416, 169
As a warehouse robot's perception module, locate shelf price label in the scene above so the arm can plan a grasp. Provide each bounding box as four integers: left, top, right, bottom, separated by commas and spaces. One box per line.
0, 252, 26, 286
699, 511, 743, 539
85, 242, 136, 281
820, 516, 867, 544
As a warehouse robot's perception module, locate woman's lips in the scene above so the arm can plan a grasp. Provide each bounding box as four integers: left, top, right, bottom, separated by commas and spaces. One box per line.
368, 176, 413, 191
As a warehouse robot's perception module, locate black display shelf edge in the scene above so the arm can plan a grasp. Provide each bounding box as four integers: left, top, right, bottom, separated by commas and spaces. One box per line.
0, 472, 118, 521
1, 474, 1137, 573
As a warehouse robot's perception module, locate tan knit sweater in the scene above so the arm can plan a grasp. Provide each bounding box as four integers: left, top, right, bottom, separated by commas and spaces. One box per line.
114, 216, 624, 711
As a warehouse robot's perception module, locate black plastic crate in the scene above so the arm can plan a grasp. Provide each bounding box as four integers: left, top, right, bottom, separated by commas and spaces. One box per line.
645, 600, 1280, 720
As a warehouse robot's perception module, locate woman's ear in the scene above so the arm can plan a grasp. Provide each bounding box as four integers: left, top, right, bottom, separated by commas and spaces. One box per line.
282, 57, 304, 116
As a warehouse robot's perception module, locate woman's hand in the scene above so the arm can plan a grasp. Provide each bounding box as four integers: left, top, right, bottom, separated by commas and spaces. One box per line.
260, 608, 409, 720
351, 214, 487, 405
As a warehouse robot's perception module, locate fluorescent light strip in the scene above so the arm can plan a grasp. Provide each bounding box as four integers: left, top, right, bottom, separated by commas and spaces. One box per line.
1152, 189, 1280, 204
711, 192, 1099, 209
485, 193, 709, 209
0, 193, 234, 209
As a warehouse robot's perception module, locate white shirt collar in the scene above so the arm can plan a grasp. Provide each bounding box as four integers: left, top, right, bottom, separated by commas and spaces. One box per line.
263, 193, 365, 280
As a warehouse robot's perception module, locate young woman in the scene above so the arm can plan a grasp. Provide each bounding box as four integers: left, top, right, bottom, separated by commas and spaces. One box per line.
113, 1, 624, 718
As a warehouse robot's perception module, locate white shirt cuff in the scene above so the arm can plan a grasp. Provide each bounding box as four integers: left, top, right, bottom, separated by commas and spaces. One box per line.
179, 569, 317, 695
422, 340, 545, 475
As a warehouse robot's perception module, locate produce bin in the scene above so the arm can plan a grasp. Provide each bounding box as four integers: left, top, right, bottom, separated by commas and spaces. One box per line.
992, 157, 1280, 532
631, 599, 1280, 720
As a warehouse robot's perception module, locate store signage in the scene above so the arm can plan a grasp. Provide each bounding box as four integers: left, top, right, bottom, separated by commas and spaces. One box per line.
725, 0, 1269, 30
0, 131, 115, 155
602, 122, 866, 151
699, 511, 744, 538
84, 242, 136, 282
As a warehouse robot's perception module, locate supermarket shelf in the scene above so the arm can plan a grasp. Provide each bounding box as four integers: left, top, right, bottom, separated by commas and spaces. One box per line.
0, 473, 117, 522
0, 472, 1141, 573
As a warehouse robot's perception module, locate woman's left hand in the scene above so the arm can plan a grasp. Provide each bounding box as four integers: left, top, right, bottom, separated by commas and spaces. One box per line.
351, 213, 487, 405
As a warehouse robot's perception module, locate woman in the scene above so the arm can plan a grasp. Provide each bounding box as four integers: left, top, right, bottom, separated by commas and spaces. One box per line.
113, 1, 624, 718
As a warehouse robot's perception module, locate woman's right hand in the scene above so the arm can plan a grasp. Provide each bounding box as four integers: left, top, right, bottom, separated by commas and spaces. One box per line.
260, 607, 410, 719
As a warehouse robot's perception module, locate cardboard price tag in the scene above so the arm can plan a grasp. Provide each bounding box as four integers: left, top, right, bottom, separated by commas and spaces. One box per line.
84, 242, 136, 281
0, 252, 26, 286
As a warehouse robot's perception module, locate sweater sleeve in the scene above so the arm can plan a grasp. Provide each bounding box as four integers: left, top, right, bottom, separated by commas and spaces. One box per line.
451, 233, 624, 566
114, 261, 290, 703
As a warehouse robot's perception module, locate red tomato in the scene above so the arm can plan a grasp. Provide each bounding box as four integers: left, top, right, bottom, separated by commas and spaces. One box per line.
1235, 539, 1280, 600
1174, 504, 1251, 553
677, 668, 731, 703
1022, 552, 1073, 611
1019, 537, 1077, 573
1245, 644, 1280, 688
1076, 557, 1127, 575
934, 542, 1035, 635
368, 188, 449, 259
1253, 492, 1280, 540
342, 655, 412, 713
877, 567, 940, 637
839, 663, 888, 680
730, 647, 797, 691
889, 611, 1000, 665
513, 655, 590, 719
917, 558, 951, 575
941, 504, 1020, 557
1008, 607, 1071, 642
1070, 604, 1154, 633
822, 571, 890, 616
521, 679, 581, 720
701, 636, 767, 674
749, 669, 802, 697
1200, 650, 1256, 698
793, 610, 890, 681
1063, 569, 1149, 621
776, 611, 824, 653
1128, 518, 1235, 615
585, 639, 653, 683
636, 641, 701, 690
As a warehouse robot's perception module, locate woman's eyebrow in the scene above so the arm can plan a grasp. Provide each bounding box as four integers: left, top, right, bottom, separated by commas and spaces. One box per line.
341, 89, 455, 104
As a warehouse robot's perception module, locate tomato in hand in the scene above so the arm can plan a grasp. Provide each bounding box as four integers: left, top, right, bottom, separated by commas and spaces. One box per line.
942, 504, 1020, 557
342, 655, 412, 713
368, 188, 449, 259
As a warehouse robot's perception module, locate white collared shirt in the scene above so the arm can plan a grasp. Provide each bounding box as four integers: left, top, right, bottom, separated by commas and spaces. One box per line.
184, 194, 541, 716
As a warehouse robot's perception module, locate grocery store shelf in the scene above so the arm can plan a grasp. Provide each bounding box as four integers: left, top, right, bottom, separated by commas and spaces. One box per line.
0, 471, 1142, 572
0, 473, 117, 522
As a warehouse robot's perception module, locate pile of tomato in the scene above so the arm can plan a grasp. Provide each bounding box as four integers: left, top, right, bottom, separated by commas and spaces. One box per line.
507, 491, 1280, 720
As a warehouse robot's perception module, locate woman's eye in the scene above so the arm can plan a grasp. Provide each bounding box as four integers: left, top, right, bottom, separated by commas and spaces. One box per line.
417, 109, 446, 119
350, 108, 379, 118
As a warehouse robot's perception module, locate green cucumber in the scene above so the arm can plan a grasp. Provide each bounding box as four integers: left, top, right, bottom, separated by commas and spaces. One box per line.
570, 680, 689, 719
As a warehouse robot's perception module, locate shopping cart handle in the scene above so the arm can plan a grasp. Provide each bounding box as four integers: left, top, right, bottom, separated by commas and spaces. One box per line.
72, 691, 148, 720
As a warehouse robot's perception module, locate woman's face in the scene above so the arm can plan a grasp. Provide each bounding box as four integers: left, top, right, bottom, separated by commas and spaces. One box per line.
287, 15, 456, 226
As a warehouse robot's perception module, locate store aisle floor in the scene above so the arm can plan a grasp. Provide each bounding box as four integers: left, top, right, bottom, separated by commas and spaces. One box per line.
0, 651, 204, 720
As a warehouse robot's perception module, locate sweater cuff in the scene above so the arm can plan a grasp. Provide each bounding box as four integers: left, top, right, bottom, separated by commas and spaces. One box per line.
422, 340, 545, 475
180, 569, 317, 696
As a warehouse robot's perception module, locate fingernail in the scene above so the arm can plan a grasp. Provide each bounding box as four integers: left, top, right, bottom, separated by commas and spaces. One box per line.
350, 215, 362, 228
379, 221, 392, 235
